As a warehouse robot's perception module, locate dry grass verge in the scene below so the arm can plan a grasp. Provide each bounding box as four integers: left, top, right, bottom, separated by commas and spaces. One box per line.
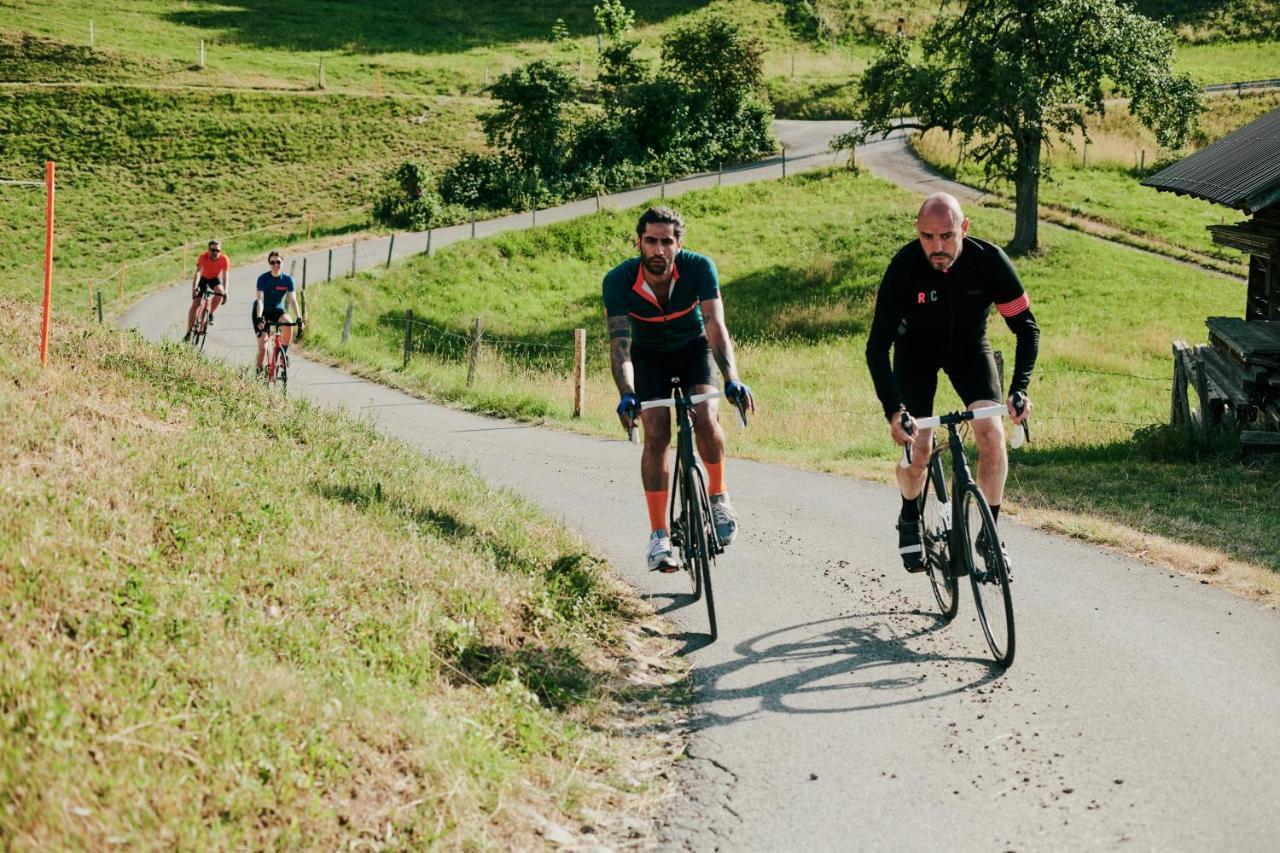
0, 298, 686, 848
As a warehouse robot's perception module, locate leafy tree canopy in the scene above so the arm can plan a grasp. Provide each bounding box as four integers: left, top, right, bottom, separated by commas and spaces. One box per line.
838, 0, 1201, 252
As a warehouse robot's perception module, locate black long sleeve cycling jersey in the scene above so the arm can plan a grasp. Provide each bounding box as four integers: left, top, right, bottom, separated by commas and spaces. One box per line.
865, 236, 1040, 417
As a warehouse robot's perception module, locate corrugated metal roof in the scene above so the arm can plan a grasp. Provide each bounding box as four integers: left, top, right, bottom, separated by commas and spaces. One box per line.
1141, 107, 1280, 214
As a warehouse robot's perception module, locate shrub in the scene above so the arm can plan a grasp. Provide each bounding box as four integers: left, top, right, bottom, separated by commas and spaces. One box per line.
372, 162, 453, 230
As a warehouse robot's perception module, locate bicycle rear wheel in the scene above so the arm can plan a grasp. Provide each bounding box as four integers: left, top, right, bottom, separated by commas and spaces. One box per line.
686, 463, 718, 640
959, 484, 1015, 666
920, 457, 959, 621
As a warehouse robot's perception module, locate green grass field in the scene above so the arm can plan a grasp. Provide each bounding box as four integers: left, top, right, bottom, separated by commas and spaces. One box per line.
0, 297, 677, 846
0, 0, 1271, 312
295, 168, 1280, 577
0, 86, 485, 312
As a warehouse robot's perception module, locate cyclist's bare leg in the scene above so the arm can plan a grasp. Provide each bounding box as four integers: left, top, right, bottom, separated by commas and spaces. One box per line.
209, 285, 226, 315
639, 408, 671, 492
969, 399, 1007, 507
186, 297, 201, 333
690, 385, 724, 465
256, 332, 268, 369
280, 315, 294, 348
895, 425, 933, 500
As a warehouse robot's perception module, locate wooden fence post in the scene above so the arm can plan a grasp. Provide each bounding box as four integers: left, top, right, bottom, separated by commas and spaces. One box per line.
351, 240, 358, 277
532, 208, 537, 227
342, 301, 353, 344
782, 146, 787, 179
403, 310, 414, 368
573, 328, 586, 417
307, 213, 313, 240
718, 162, 723, 187
301, 257, 307, 287
470, 217, 476, 239
466, 317, 483, 387
386, 234, 395, 267
327, 248, 333, 282
95, 290, 103, 324
425, 229, 432, 256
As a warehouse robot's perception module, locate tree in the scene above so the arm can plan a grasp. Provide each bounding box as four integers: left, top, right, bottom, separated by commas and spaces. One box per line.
593, 0, 635, 41
842, 0, 1201, 253
480, 59, 579, 178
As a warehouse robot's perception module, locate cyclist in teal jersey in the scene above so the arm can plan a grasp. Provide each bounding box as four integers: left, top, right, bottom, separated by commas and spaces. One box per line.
604, 207, 756, 572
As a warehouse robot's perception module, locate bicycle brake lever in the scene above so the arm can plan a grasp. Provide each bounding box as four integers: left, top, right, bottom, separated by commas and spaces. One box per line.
898, 411, 914, 469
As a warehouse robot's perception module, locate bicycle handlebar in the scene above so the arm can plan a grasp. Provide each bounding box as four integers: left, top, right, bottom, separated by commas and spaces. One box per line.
640, 389, 721, 409
898, 404, 1009, 469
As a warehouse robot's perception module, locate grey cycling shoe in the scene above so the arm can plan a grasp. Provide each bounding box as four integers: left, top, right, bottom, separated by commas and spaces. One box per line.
710, 494, 738, 546
647, 529, 679, 573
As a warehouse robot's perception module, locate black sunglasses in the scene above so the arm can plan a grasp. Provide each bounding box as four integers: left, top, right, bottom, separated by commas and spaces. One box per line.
268, 258, 282, 265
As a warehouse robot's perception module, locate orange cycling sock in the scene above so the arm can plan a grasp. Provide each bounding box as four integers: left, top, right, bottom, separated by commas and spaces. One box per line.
704, 460, 725, 496
645, 490, 668, 532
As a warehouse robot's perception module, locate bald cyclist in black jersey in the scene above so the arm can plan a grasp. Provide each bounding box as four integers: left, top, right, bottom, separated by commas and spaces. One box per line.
866, 193, 1039, 572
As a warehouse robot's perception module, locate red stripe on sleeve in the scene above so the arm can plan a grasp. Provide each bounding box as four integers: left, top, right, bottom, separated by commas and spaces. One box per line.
996, 293, 1030, 317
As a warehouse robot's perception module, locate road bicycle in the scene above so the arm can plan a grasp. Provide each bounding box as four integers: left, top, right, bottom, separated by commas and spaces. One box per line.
187, 285, 222, 352
629, 380, 748, 641
259, 318, 301, 393
901, 397, 1027, 667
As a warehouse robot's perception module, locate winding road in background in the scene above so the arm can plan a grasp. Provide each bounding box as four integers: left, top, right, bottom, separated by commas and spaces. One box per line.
122, 124, 1279, 850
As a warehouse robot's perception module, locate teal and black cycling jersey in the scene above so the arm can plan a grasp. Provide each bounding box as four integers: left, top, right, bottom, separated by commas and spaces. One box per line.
603, 250, 720, 352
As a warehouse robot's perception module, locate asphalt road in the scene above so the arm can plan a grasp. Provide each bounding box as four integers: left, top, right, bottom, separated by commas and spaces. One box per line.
121, 127, 1280, 851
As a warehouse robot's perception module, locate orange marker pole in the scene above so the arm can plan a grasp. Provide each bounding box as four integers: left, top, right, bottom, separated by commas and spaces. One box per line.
39, 161, 55, 367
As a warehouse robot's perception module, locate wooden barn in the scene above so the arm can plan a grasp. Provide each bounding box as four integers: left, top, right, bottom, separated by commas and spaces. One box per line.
1141, 106, 1280, 451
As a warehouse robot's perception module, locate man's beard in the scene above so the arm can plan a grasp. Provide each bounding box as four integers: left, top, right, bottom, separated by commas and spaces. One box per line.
644, 255, 669, 274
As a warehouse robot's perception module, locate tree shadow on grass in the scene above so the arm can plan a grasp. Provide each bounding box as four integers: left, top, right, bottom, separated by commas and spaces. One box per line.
166, 0, 711, 57
724, 261, 876, 344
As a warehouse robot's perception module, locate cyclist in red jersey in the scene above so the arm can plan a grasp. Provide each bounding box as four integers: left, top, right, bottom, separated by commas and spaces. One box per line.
185, 239, 230, 341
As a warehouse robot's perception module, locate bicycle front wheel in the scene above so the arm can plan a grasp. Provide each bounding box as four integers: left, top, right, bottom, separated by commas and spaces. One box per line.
279, 351, 290, 395
672, 455, 702, 600
686, 465, 717, 640
920, 458, 958, 621
959, 484, 1015, 666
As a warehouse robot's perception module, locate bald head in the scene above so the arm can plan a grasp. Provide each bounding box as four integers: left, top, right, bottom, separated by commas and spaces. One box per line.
917, 193, 965, 227
915, 193, 969, 271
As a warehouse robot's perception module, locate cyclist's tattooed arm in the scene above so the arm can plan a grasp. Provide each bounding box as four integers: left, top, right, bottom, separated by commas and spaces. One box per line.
607, 314, 636, 395
701, 298, 740, 383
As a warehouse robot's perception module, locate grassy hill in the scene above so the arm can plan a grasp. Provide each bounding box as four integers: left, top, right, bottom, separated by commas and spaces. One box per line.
297, 168, 1280, 580
0, 0, 1272, 310
0, 85, 483, 311
0, 297, 678, 846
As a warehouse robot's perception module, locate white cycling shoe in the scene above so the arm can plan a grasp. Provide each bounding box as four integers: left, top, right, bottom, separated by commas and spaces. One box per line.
710, 494, 738, 546
647, 529, 679, 573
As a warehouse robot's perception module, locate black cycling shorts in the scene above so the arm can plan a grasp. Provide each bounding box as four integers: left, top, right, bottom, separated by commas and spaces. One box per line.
894, 340, 1002, 418
633, 336, 715, 402
192, 277, 224, 299
252, 305, 288, 335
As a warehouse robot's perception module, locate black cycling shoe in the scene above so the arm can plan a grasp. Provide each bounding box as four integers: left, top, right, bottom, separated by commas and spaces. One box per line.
897, 514, 926, 573
975, 528, 1013, 583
